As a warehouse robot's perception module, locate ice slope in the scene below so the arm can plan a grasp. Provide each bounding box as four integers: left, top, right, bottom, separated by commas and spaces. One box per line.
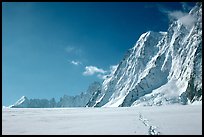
91, 3, 202, 107
2, 105, 202, 135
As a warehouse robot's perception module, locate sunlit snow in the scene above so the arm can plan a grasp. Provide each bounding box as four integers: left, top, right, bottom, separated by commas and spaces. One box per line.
2, 105, 202, 135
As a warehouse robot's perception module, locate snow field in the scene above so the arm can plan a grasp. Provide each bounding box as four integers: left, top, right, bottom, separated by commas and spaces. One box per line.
2, 104, 202, 135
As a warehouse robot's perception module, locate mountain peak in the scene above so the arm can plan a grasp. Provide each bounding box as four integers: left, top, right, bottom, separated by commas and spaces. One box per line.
16, 96, 28, 104
93, 3, 202, 107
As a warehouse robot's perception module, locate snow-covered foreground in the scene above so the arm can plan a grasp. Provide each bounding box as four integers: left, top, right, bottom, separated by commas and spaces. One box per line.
2, 105, 202, 135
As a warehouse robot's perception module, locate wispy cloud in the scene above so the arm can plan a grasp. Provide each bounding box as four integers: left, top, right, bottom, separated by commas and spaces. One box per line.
158, 4, 196, 28
82, 64, 118, 80
180, 2, 193, 12
96, 65, 118, 80
178, 14, 196, 28
168, 11, 196, 28
83, 66, 107, 76
69, 60, 82, 66
168, 11, 187, 19
97, 74, 108, 80
65, 46, 82, 55
109, 65, 118, 75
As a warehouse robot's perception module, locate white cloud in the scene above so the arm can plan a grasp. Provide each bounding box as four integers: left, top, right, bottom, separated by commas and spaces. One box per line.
97, 74, 109, 80
168, 11, 187, 19
70, 60, 82, 66
167, 11, 196, 28
109, 65, 118, 75
178, 14, 196, 28
158, 6, 196, 28
82, 64, 118, 80
83, 66, 106, 76
97, 64, 118, 79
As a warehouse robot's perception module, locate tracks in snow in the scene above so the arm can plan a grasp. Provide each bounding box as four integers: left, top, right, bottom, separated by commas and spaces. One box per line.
139, 113, 161, 135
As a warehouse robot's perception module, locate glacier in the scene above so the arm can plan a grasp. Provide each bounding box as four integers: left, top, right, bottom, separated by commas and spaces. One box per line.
10, 3, 202, 108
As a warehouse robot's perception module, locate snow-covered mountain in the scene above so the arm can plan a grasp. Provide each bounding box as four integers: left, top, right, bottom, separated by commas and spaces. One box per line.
10, 82, 101, 108
57, 81, 101, 107
9, 96, 30, 108
93, 3, 202, 107
10, 3, 202, 108
10, 96, 57, 108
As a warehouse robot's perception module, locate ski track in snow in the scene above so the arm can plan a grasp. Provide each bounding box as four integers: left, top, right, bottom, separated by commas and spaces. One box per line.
139, 113, 160, 135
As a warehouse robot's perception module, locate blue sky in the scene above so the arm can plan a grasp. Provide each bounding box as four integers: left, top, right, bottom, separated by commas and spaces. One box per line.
2, 2, 196, 106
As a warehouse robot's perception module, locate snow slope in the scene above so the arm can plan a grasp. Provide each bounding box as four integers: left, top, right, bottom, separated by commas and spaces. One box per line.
2, 105, 202, 135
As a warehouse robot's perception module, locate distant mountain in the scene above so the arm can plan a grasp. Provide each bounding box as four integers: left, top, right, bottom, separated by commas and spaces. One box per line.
57, 81, 101, 107
10, 3, 202, 108
10, 96, 57, 108
10, 82, 101, 108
